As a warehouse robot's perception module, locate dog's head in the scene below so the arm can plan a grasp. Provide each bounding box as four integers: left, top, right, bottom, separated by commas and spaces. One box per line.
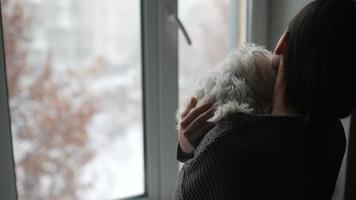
177, 43, 275, 124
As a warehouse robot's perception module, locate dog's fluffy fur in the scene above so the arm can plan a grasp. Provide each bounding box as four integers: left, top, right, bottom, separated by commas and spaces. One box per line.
177, 43, 275, 124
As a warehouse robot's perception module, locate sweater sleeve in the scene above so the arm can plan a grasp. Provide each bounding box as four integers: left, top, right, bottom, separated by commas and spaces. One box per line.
176, 143, 194, 163
176, 126, 223, 163
174, 127, 243, 199
177, 134, 243, 199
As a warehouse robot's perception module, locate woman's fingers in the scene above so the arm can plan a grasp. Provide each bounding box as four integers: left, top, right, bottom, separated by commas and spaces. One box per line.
178, 97, 216, 154
183, 105, 216, 138
179, 114, 215, 154
189, 121, 215, 147
181, 97, 198, 119
180, 101, 215, 128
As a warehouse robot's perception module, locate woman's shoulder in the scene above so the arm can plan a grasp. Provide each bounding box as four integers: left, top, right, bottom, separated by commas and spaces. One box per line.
193, 112, 308, 157
177, 112, 346, 199
191, 112, 345, 161
217, 112, 307, 127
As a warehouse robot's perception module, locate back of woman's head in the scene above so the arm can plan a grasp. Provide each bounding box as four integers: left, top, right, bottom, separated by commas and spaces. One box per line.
284, 0, 356, 120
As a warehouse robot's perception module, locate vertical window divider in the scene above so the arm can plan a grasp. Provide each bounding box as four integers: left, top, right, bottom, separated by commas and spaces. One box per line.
0, 3, 18, 200
229, 0, 269, 48
247, 0, 269, 46
141, 0, 178, 199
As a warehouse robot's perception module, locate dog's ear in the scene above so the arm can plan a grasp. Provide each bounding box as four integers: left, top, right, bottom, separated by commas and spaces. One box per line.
274, 32, 289, 55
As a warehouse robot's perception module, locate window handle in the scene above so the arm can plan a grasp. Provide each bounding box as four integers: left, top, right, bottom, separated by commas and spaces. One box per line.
173, 13, 192, 45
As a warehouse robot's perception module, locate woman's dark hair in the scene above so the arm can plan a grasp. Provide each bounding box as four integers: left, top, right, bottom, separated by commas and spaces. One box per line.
284, 0, 356, 120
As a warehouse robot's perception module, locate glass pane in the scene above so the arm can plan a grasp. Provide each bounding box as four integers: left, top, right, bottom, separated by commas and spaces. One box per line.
1, 0, 144, 199
178, 0, 230, 107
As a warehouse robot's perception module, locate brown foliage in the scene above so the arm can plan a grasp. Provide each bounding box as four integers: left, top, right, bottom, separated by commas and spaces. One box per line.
2, 0, 97, 199
2, 0, 29, 97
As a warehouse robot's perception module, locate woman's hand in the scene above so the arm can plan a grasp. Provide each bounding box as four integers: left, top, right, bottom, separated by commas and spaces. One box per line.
178, 97, 216, 154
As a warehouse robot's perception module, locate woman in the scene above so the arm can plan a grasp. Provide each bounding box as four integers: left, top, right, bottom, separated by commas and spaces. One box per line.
173, 0, 356, 199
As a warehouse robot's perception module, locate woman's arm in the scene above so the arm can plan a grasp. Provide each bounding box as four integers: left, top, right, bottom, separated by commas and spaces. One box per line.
175, 129, 239, 199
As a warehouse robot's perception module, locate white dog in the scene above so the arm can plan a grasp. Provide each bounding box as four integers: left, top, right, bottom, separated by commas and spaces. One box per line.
177, 43, 276, 124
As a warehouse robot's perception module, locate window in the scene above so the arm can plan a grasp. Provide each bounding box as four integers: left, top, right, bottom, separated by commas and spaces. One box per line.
178, 0, 271, 115
178, 0, 230, 106
1, 0, 143, 199
0, 0, 255, 199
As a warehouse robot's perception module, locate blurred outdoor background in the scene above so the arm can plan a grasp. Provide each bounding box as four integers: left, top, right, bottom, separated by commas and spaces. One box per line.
1, 0, 229, 199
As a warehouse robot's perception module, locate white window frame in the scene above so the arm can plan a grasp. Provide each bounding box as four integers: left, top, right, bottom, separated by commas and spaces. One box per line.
0, 0, 180, 199
140, 0, 179, 199
229, 0, 269, 49
0, 8, 18, 200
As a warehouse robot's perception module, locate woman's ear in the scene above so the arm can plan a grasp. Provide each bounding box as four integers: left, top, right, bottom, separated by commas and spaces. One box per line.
274, 32, 289, 55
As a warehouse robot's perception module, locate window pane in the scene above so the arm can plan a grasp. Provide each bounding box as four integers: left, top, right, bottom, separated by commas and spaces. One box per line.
178, 0, 230, 107
1, 0, 144, 199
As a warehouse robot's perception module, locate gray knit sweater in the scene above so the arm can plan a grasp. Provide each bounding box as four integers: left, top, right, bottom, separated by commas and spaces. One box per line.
172, 113, 346, 200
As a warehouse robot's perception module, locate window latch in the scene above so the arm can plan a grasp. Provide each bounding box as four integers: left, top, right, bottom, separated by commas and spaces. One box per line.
174, 14, 192, 45
166, 6, 192, 45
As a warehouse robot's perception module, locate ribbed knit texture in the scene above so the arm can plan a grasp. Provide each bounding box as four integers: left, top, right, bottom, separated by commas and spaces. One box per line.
172, 112, 346, 200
